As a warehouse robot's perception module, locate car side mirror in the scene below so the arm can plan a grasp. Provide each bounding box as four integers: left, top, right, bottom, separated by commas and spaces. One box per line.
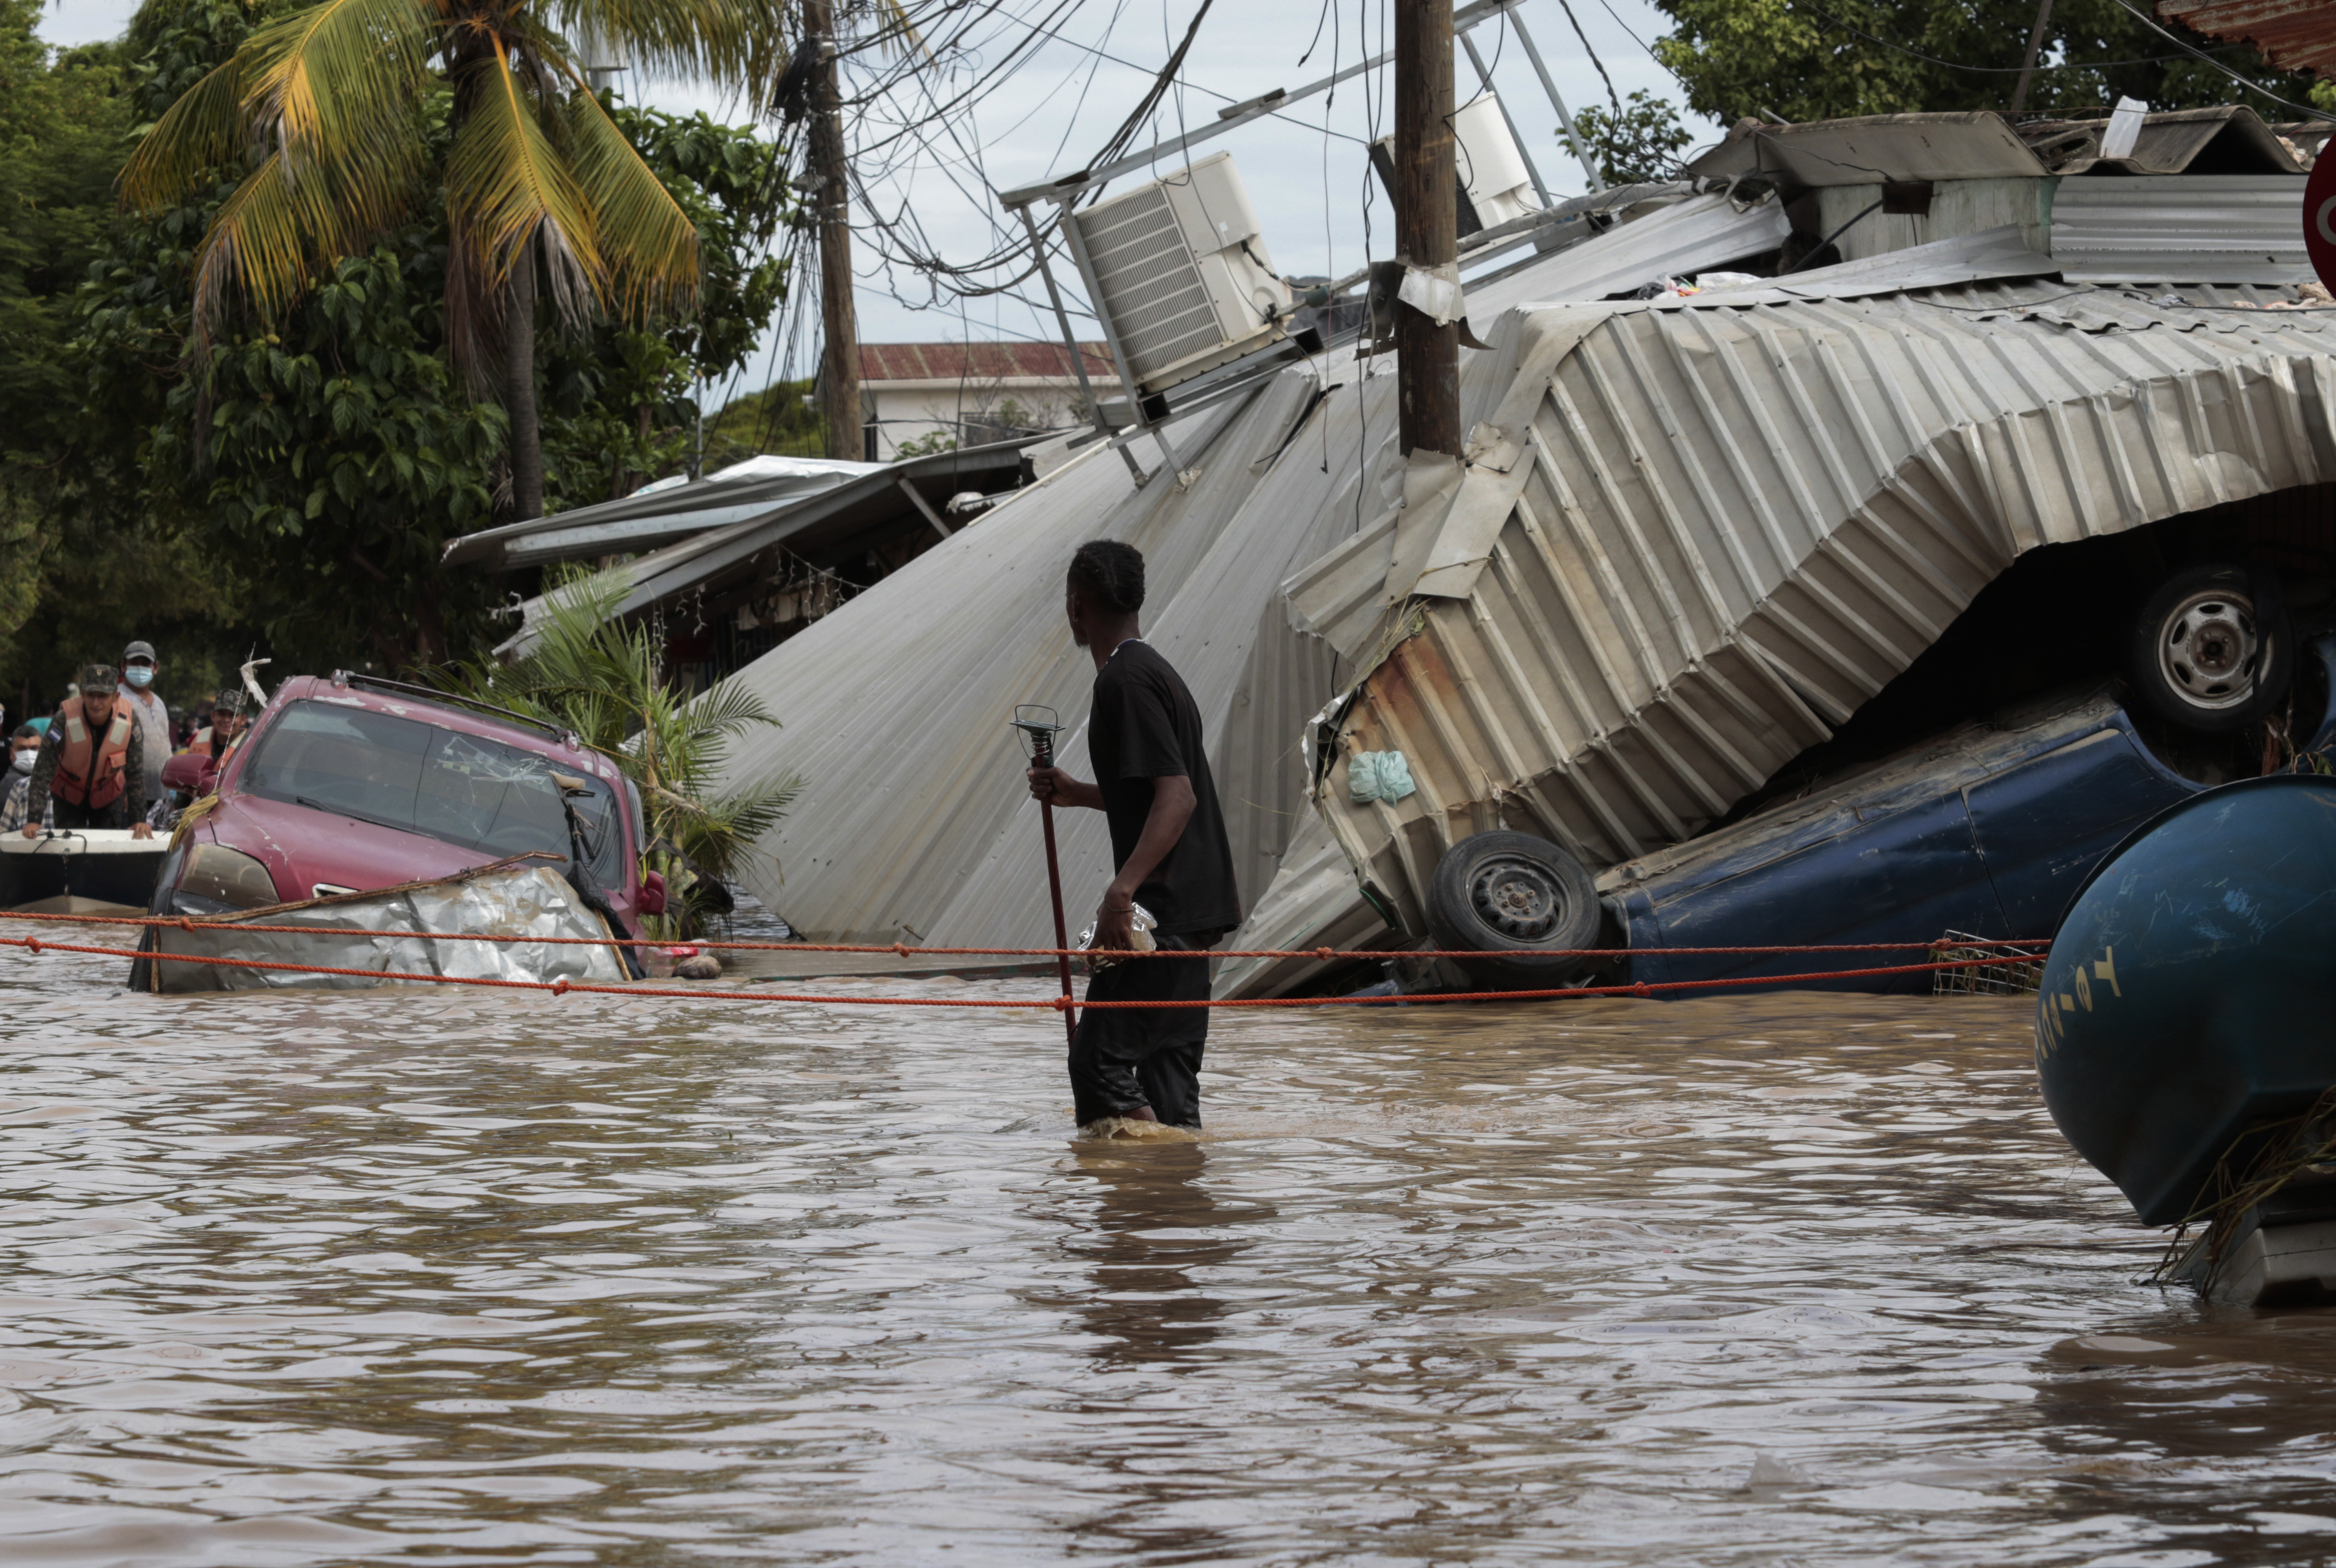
162, 752, 216, 794
638, 869, 667, 916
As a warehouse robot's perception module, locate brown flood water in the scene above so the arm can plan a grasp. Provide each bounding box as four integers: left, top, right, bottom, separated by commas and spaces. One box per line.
3, 930, 2334, 1566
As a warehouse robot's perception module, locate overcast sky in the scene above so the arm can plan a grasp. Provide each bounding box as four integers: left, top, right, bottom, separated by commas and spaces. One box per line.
40, 0, 1716, 405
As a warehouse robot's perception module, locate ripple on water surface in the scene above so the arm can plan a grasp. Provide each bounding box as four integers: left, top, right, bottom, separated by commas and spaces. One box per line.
0, 929, 2331, 1565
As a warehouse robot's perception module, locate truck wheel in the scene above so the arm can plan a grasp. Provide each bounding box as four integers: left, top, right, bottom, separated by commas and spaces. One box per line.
1425, 830, 1604, 989
2127, 561, 2291, 736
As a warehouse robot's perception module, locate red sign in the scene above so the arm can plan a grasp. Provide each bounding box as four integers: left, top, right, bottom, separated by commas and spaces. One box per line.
2308, 148, 2336, 294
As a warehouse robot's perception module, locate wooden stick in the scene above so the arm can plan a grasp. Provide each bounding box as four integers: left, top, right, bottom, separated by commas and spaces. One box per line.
1038, 799, 1077, 1045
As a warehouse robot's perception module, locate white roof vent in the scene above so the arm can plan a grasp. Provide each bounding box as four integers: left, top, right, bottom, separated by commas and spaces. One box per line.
1066, 152, 1293, 395
1452, 91, 1539, 229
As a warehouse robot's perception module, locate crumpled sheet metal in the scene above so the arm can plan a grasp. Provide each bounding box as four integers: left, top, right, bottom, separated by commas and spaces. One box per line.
707, 367, 1379, 950
148, 864, 628, 994
1287, 278, 2336, 944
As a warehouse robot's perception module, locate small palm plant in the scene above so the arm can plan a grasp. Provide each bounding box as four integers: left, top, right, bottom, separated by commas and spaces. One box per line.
116, 0, 792, 518
433, 569, 799, 938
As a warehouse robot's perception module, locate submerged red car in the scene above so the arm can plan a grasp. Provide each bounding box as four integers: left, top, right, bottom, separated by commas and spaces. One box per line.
149, 674, 657, 954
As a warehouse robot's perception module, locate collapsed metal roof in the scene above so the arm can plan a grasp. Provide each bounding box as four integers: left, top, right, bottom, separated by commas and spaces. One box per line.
1684, 105, 2304, 187
444, 454, 888, 570
488, 440, 1035, 658
1232, 279, 2336, 996
701, 369, 1369, 949
689, 194, 1819, 954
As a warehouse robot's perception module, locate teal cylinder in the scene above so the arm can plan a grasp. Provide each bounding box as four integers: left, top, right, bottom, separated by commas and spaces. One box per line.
2036, 773, 2336, 1227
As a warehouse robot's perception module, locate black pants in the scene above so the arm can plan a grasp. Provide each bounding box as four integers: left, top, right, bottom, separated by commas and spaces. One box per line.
1068, 933, 1217, 1129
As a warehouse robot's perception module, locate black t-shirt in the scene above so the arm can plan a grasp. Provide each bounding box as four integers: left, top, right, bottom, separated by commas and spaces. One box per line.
1084, 639, 1241, 937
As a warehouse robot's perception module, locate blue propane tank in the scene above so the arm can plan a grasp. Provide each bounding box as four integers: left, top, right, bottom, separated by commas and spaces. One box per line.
2036, 773, 2336, 1227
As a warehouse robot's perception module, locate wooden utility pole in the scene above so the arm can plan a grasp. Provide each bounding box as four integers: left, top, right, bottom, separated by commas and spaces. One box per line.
1392, 0, 1460, 458
2009, 0, 2055, 113
804, 0, 861, 462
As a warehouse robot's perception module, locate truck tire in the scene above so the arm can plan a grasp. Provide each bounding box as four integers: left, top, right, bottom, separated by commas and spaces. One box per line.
1424, 830, 1604, 989
2127, 561, 2291, 737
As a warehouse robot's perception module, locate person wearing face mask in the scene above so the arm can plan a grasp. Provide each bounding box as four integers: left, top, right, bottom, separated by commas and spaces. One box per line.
0, 725, 49, 835
22, 666, 150, 840
117, 641, 171, 815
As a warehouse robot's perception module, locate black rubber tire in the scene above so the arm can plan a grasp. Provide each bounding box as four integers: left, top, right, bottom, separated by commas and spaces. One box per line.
2127, 560, 2292, 736
1424, 830, 1604, 989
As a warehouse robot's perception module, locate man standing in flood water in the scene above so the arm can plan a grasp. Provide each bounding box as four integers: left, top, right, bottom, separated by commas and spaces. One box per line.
1026, 541, 1241, 1132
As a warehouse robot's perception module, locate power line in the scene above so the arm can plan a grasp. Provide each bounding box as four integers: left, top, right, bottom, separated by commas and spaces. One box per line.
2105, 0, 2335, 119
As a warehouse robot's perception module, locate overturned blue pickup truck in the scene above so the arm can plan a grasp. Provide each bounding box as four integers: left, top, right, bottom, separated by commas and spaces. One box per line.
1407, 598, 2336, 994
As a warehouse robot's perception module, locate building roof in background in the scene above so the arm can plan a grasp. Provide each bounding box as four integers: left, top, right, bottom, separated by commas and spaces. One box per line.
1684, 105, 2303, 188
859, 341, 1114, 385
442, 453, 883, 570
2160, 0, 2336, 81
490, 438, 1043, 654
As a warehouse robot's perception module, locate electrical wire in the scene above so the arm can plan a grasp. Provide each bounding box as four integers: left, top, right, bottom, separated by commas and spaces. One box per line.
2105, 0, 2335, 120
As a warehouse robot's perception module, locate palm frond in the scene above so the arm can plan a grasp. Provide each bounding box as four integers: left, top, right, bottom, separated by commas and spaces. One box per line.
236, 0, 433, 232
542, 0, 796, 97
563, 84, 700, 322
119, 53, 249, 211
445, 38, 604, 329
188, 149, 361, 352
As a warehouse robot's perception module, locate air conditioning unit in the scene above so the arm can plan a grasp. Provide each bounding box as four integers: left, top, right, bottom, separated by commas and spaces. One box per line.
1367, 92, 1541, 241
1066, 152, 1293, 397
1452, 91, 1538, 229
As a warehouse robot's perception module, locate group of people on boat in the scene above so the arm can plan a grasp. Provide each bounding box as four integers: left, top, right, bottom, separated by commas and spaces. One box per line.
3, 641, 246, 839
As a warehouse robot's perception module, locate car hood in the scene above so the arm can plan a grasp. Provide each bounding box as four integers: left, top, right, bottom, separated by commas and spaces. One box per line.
199, 791, 521, 904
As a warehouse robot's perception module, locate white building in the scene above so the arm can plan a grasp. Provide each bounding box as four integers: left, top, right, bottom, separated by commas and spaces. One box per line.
856, 341, 1113, 460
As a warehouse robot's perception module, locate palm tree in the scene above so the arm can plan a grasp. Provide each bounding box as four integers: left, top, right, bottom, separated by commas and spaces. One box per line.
117, 0, 789, 520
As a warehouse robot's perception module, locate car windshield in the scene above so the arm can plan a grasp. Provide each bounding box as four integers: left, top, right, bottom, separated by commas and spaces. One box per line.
242, 701, 626, 886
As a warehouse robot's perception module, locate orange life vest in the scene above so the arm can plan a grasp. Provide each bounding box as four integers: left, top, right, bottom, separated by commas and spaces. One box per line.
53, 707, 132, 809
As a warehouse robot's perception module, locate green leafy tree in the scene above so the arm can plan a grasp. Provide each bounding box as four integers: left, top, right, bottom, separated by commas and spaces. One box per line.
1651, 0, 2319, 126
114, 0, 792, 521
701, 375, 825, 469
1571, 89, 1694, 185
74, 0, 795, 673
0, 0, 250, 722
430, 568, 800, 938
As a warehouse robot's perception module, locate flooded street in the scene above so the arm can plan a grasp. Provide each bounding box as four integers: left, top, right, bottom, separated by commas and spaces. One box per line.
3, 933, 2333, 1566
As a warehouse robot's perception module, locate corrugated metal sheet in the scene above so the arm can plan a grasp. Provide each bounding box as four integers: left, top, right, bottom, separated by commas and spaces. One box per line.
705, 367, 1384, 950
1462, 192, 1795, 333
1710, 224, 2057, 299
2160, 0, 2336, 82
1686, 114, 2051, 187
444, 455, 885, 568
653, 195, 1800, 977
2058, 105, 2302, 176
1220, 207, 2060, 999
1686, 106, 2298, 185
2051, 175, 2310, 282
1288, 280, 2336, 958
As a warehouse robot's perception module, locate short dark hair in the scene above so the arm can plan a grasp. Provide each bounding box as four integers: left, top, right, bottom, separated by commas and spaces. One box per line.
10, 724, 34, 740
1067, 540, 1145, 615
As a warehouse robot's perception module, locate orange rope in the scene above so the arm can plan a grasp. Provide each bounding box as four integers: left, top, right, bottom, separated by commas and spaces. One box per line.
0, 908, 2049, 964
2, 931, 2048, 1007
